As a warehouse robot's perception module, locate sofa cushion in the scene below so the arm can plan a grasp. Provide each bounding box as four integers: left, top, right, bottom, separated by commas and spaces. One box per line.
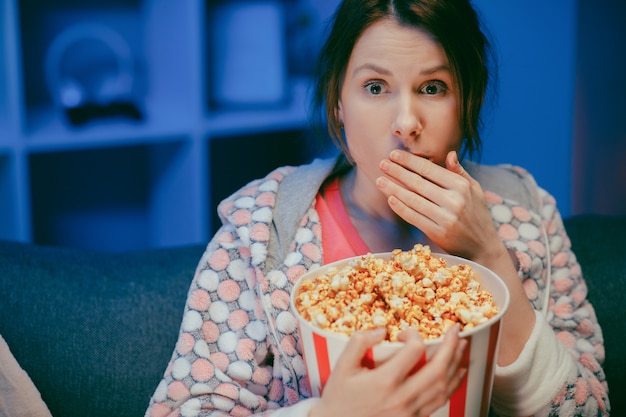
564, 214, 626, 415
0, 241, 204, 417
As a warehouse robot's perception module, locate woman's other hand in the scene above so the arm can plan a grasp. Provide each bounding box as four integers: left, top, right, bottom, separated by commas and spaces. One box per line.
377, 149, 505, 267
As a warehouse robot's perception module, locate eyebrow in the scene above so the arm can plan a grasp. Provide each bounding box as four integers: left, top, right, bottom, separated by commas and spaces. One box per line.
352, 63, 451, 77
352, 63, 392, 77
420, 64, 451, 76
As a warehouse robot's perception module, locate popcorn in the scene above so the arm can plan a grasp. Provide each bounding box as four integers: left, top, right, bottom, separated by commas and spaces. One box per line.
294, 244, 498, 341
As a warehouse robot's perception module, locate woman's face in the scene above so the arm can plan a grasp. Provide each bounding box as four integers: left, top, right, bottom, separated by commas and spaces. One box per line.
338, 18, 463, 193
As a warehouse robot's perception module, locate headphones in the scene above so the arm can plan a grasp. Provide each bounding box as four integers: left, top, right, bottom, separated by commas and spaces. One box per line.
44, 22, 141, 125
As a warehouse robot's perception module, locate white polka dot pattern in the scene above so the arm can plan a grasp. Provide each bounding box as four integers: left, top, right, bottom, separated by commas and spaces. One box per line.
145, 163, 609, 417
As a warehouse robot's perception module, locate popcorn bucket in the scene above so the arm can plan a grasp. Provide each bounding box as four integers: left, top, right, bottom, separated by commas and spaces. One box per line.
290, 252, 510, 417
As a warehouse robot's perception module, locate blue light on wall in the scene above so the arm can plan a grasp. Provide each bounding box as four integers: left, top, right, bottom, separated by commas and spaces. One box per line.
209, 1, 288, 108
473, 0, 576, 217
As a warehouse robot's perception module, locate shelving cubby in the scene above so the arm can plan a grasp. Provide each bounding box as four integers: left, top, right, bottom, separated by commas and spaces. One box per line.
4, 0, 208, 250
1, 0, 339, 251
27, 138, 201, 251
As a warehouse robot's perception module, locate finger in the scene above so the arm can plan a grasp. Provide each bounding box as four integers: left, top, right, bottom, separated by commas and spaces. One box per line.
431, 325, 464, 367
377, 160, 448, 223
379, 156, 443, 197
332, 328, 387, 375
445, 150, 479, 188
376, 328, 427, 383
388, 150, 458, 188
448, 367, 468, 398
385, 192, 440, 233
400, 328, 465, 414
380, 152, 472, 211
445, 150, 463, 174
383, 188, 458, 240
392, 326, 458, 392
445, 328, 468, 381
377, 176, 442, 220
395, 326, 424, 343
419, 326, 459, 372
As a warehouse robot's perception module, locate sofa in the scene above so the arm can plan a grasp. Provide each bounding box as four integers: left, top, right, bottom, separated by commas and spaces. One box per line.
0, 214, 624, 417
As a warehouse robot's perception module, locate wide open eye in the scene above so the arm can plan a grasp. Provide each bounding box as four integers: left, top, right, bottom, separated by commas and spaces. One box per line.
364, 81, 386, 95
420, 81, 448, 96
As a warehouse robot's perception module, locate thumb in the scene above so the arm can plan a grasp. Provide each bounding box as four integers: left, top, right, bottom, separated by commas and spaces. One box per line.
446, 150, 471, 179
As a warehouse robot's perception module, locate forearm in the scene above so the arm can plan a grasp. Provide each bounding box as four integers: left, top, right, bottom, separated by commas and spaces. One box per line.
473, 241, 536, 366
490, 310, 575, 415
488, 183, 609, 415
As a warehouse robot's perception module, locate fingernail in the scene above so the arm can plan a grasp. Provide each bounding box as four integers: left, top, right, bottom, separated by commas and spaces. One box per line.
379, 159, 390, 172
376, 176, 388, 189
389, 150, 400, 161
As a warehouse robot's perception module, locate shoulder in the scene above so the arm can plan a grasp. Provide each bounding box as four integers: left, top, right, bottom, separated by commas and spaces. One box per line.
464, 160, 541, 213
216, 165, 293, 219
217, 157, 337, 224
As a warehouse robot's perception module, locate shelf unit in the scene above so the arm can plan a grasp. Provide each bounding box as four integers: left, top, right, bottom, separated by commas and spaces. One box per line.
1, 0, 337, 251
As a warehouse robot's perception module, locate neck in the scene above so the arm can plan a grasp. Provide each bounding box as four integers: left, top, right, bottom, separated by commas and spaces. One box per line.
339, 168, 393, 222
338, 168, 423, 251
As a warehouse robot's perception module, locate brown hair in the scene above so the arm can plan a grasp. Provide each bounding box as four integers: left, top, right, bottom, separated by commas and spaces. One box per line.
311, 0, 495, 159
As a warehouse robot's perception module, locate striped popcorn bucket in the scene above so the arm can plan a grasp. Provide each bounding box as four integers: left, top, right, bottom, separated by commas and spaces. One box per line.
291, 253, 510, 417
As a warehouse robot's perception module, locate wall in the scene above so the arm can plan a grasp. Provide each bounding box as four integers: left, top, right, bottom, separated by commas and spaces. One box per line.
471, 0, 626, 217
5, 0, 622, 250
472, 0, 577, 217
573, 0, 626, 215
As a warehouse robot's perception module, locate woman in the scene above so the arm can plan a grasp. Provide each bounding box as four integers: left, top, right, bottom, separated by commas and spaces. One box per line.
145, 0, 609, 415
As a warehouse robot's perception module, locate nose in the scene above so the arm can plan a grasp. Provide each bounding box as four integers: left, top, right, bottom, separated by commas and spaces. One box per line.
392, 95, 422, 142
